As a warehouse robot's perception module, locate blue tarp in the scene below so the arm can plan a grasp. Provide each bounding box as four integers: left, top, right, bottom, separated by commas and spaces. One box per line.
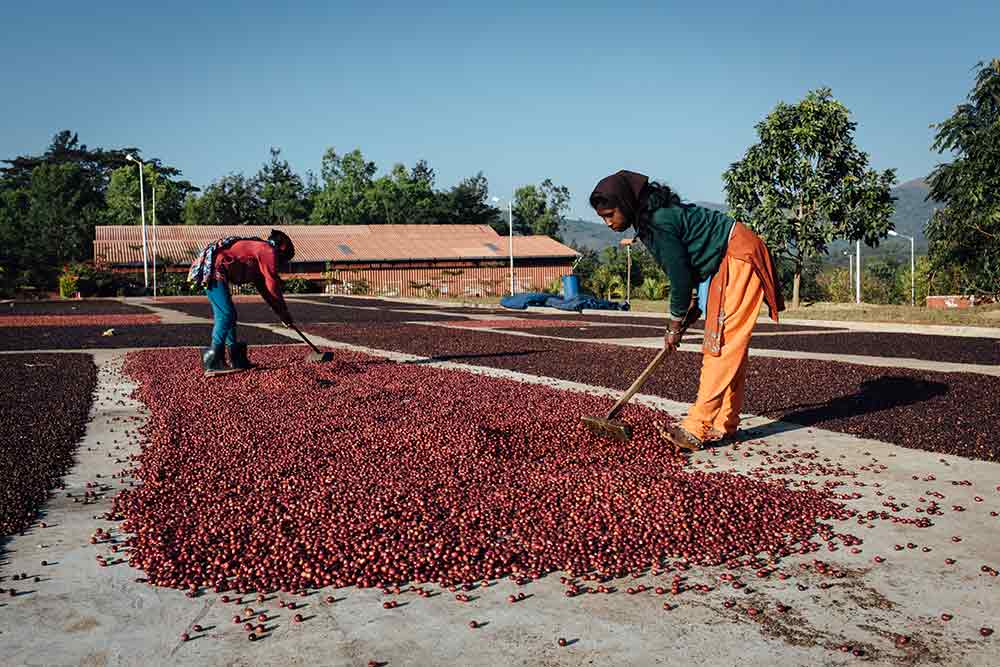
499, 292, 551, 310
500, 291, 629, 312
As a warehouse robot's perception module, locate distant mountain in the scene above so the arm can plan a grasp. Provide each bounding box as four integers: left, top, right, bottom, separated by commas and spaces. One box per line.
559, 180, 941, 257
559, 218, 620, 251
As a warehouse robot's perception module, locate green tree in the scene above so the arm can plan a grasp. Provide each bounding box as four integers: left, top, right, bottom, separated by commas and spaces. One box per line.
21, 163, 101, 287
926, 59, 1000, 299
310, 148, 377, 225
256, 147, 309, 225
723, 88, 897, 308
865, 257, 905, 304
106, 163, 186, 227
444, 172, 502, 229
2, 131, 196, 204
512, 179, 569, 239
366, 162, 441, 225
184, 173, 262, 226
0, 186, 30, 293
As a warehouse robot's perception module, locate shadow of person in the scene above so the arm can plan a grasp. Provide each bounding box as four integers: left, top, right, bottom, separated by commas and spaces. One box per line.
737, 375, 950, 442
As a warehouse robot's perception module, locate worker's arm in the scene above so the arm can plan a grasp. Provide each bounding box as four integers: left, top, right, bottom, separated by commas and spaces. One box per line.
255, 249, 293, 326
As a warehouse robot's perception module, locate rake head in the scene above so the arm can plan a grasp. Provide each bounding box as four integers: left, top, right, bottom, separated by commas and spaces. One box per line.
581, 415, 633, 442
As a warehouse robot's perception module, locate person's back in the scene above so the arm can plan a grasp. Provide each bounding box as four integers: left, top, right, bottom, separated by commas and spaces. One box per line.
189, 230, 296, 375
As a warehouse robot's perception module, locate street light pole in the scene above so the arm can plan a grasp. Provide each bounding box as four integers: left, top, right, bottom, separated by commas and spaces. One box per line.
855, 240, 861, 304
151, 166, 157, 299
508, 197, 515, 296
125, 154, 149, 290
620, 238, 633, 304
493, 196, 516, 296
888, 230, 915, 306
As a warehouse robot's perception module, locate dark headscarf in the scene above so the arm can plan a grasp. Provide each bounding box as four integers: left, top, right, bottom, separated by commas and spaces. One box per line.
268, 229, 296, 263
589, 170, 649, 226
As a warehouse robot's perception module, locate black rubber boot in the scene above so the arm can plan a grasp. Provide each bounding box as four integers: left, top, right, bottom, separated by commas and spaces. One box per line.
202, 344, 235, 376
228, 342, 255, 370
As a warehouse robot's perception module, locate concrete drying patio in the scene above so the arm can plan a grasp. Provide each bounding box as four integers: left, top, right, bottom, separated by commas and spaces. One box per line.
1, 296, 997, 666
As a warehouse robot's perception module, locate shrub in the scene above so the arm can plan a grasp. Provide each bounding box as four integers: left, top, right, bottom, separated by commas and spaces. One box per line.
157, 272, 201, 297
283, 277, 318, 294
58, 270, 79, 298
635, 276, 668, 300
543, 277, 563, 295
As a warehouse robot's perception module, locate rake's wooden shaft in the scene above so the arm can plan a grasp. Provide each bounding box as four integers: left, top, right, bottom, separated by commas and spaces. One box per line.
604, 346, 671, 420
290, 323, 323, 355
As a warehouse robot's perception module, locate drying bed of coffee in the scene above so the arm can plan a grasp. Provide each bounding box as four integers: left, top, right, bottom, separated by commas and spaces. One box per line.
154, 300, 464, 323
497, 324, 665, 339
0, 353, 96, 536
0, 300, 152, 316
297, 296, 446, 310
511, 312, 840, 333
116, 345, 847, 595
0, 324, 291, 350
444, 318, 589, 330
746, 331, 1000, 365
304, 323, 1000, 462
0, 314, 161, 328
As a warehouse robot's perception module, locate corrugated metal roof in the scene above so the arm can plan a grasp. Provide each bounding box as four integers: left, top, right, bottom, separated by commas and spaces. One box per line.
94, 225, 579, 266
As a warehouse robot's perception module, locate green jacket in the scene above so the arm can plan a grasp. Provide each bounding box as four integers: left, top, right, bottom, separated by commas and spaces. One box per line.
637, 205, 735, 318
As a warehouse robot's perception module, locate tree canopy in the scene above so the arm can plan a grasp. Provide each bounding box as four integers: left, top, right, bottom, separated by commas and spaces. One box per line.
926, 59, 1000, 298
0, 133, 570, 294
723, 88, 896, 307
512, 179, 569, 240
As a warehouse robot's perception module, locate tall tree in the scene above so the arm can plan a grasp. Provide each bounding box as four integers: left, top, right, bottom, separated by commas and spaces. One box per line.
21, 163, 101, 286
106, 163, 186, 227
310, 148, 377, 225
512, 178, 569, 239
926, 59, 1000, 299
183, 173, 262, 226
1, 131, 195, 199
256, 147, 309, 225
723, 88, 896, 307
446, 172, 502, 229
0, 186, 30, 292
366, 162, 442, 225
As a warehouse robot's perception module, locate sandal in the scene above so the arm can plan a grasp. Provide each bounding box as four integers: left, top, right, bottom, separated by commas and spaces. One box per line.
655, 422, 704, 452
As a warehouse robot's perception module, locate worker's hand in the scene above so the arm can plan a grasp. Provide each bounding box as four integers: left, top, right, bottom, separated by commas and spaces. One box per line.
664, 318, 685, 351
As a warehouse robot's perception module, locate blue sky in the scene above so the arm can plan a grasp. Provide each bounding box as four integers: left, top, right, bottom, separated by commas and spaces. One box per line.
1, 1, 997, 220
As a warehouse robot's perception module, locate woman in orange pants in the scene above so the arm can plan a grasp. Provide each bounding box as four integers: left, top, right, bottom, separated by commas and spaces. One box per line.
589, 170, 783, 450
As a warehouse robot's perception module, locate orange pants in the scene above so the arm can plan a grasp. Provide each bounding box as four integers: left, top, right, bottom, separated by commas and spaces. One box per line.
681, 256, 764, 441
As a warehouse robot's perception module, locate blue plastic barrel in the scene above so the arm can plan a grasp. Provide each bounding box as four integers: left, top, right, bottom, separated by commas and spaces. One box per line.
562, 274, 580, 300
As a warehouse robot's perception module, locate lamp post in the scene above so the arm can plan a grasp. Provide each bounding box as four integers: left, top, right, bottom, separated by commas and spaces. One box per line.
124, 154, 149, 290
620, 237, 634, 304
843, 250, 853, 289
492, 196, 516, 296
887, 230, 915, 306
151, 165, 157, 299
855, 240, 861, 304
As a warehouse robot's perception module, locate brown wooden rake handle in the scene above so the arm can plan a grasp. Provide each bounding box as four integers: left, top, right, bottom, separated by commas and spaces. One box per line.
604, 346, 671, 420
289, 323, 322, 355
603, 303, 702, 420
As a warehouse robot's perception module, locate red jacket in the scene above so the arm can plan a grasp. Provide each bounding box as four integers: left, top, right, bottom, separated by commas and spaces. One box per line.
213, 240, 292, 322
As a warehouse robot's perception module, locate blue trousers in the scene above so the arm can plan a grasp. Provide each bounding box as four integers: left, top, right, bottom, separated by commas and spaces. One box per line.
206, 282, 237, 347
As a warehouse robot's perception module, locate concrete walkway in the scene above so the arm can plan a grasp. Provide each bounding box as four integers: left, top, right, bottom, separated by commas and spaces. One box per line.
2, 335, 999, 666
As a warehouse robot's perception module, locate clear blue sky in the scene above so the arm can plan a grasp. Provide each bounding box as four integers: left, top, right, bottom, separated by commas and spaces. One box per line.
2, 1, 997, 220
